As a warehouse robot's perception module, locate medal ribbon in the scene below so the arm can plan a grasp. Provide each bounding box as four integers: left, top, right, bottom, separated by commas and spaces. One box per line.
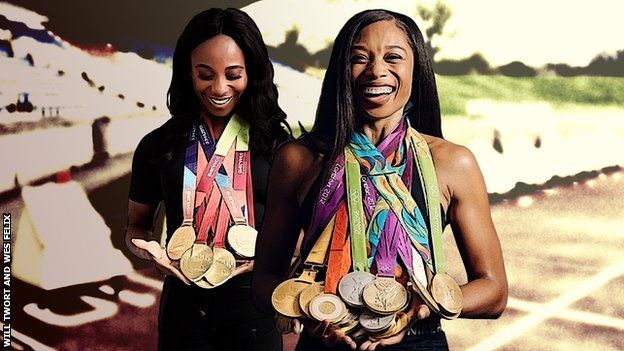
181, 125, 199, 227
324, 204, 351, 294
407, 128, 445, 273
348, 121, 434, 271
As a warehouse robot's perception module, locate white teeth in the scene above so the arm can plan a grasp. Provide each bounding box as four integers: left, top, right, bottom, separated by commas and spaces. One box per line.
363, 86, 393, 95
208, 96, 232, 105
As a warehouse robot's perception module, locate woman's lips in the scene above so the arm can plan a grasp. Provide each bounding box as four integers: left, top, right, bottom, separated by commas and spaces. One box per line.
208, 96, 233, 106
359, 85, 395, 105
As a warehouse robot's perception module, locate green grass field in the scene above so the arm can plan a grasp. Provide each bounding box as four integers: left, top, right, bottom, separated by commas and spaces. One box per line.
436, 75, 624, 116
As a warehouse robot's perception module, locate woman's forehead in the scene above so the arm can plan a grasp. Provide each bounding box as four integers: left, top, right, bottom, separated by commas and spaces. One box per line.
352, 20, 410, 50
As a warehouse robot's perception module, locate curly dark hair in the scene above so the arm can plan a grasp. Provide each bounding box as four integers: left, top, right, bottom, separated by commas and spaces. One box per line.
159, 7, 290, 163
303, 9, 442, 164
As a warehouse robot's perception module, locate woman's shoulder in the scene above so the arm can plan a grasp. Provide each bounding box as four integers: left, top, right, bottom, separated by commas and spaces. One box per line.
274, 139, 321, 172
422, 134, 481, 177
138, 118, 175, 147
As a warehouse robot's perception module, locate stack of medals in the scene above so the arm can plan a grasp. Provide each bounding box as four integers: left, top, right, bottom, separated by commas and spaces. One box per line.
272, 118, 463, 342
165, 114, 257, 288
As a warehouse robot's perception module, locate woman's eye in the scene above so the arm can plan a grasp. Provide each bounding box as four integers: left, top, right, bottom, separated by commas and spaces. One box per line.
350, 55, 368, 64
226, 75, 242, 80
198, 74, 214, 80
385, 54, 403, 61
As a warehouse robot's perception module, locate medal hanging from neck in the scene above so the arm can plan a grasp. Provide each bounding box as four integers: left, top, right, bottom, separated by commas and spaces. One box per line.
407, 129, 463, 318
348, 119, 463, 319
167, 114, 254, 288
272, 214, 333, 318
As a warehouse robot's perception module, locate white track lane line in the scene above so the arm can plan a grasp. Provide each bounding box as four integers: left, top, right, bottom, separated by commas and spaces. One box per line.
508, 297, 624, 331
468, 258, 624, 351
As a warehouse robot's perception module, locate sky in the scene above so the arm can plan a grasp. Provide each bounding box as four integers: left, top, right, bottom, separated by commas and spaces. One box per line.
244, 0, 624, 67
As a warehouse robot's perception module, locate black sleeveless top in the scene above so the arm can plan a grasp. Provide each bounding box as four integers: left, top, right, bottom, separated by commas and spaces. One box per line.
129, 119, 273, 241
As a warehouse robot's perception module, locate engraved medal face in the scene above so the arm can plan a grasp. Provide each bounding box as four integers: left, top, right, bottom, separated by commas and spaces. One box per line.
179, 243, 214, 281
338, 271, 376, 308
272, 279, 311, 318
227, 224, 257, 258
204, 247, 236, 286
166, 226, 196, 260
309, 293, 347, 323
362, 277, 408, 315
359, 310, 395, 333
298, 283, 324, 318
430, 272, 463, 315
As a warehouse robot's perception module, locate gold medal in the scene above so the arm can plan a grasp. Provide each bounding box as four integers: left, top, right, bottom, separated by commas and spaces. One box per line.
204, 247, 236, 287
298, 283, 324, 318
166, 225, 196, 260
362, 277, 409, 315
179, 243, 214, 281
272, 270, 317, 318
227, 224, 257, 258
194, 276, 215, 289
430, 272, 463, 315
308, 293, 348, 324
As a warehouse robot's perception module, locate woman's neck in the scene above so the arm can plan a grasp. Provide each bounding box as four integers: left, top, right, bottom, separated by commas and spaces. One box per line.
358, 107, 404, 145
205, 113, 231, 140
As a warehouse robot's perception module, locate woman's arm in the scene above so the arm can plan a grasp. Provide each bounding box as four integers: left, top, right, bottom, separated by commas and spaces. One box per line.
252, 142, 315, 313
125, 200, 160, 260
125, 199, 190, 284
447, 146, 508, 318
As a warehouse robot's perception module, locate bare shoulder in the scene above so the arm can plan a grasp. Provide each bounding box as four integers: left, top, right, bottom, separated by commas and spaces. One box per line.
422, 134, 480, 176
272, 139, 323, 190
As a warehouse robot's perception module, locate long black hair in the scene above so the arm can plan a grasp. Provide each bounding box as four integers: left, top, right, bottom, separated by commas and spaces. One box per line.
159, 8, 289, 163
303, 9, 442, 163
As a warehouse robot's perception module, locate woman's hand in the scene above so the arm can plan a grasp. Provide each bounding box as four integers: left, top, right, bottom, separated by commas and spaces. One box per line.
309, 319, 358, 350
359, 297, 430, 350
232, 259, 254, 277
131, 238, 191, 285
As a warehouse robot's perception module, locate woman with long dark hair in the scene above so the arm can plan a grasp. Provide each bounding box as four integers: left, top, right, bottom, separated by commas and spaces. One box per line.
125, 8, 289, 350
253, 9, 507, 350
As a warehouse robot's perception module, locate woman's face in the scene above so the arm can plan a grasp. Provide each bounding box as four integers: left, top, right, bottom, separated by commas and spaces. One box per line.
191, 34, 248, 118
350, 20, 414, 121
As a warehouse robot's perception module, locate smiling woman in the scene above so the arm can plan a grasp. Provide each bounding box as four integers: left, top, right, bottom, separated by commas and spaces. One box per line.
253, 9, 508, 351
124, 7, 290, 351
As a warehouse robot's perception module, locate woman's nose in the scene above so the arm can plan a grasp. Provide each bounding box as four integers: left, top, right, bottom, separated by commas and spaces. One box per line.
211, 76, 229, 96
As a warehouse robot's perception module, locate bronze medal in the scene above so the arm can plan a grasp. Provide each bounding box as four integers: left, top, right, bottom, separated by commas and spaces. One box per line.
179, 243, 214, 281
204, 247, 236, 287
227, 224, 257, 258
166, 225, 196, 260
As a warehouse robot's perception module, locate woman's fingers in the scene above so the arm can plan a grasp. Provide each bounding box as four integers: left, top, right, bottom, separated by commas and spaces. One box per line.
292, 318, 304, 334
232, 260, 254, 277
159, 260, 191, 285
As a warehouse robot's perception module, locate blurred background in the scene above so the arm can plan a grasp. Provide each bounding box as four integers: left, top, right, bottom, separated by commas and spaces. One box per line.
1, 0, 623, 350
